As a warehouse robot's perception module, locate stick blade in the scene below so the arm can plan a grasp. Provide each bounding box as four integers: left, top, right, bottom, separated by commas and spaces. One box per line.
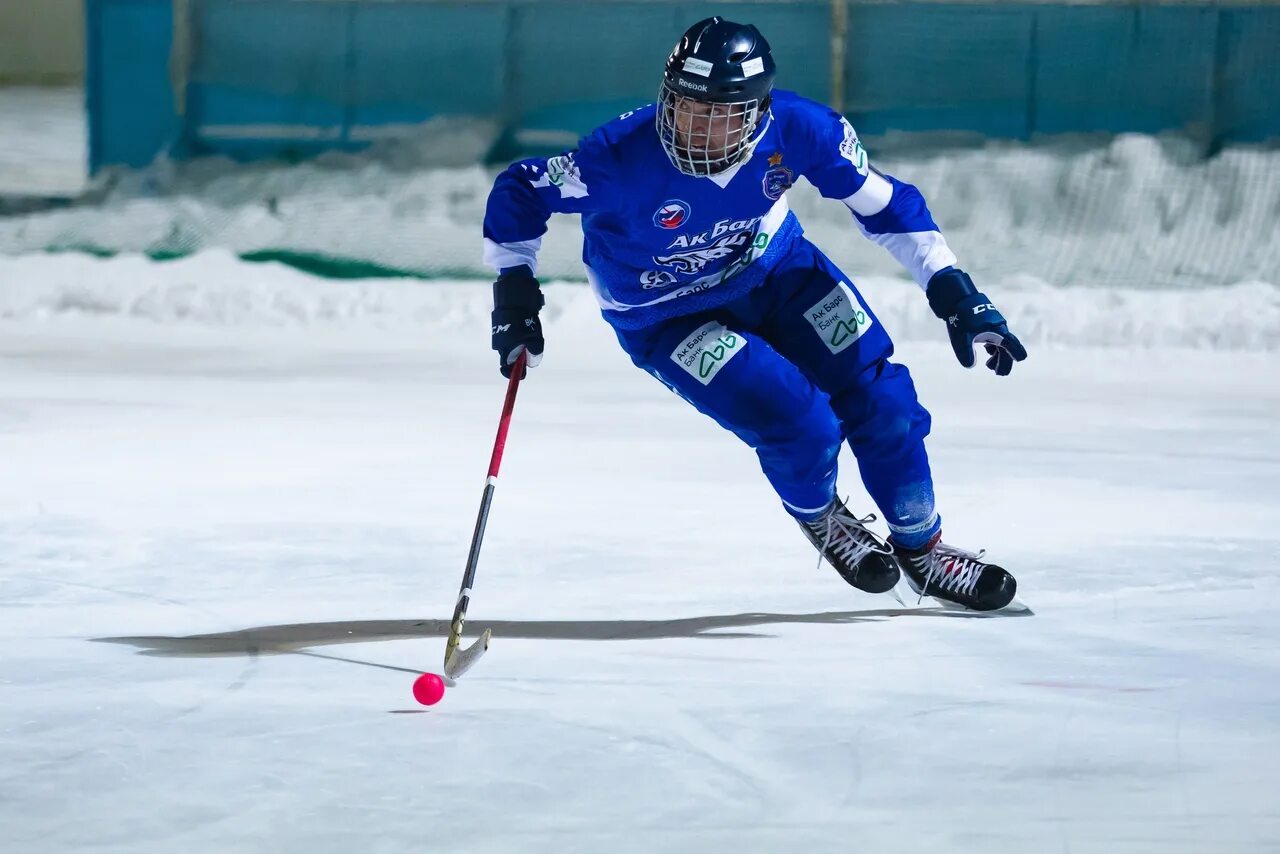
443, 628, 492, 680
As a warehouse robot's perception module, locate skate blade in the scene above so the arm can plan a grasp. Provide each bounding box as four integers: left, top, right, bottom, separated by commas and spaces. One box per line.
931, 594, 1034, 617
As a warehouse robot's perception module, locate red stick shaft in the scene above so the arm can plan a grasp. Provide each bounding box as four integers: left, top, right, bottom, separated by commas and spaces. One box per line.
443, 351, 528, 677
487, 350, 526, 479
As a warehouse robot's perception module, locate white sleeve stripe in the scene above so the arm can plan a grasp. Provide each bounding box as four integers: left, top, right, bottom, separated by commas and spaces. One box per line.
854, 223, 958, 289
483, 237, 543, 275
841, 172, 894, 217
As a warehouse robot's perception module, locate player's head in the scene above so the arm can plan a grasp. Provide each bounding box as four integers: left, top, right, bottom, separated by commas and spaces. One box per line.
658, 17, 776, 177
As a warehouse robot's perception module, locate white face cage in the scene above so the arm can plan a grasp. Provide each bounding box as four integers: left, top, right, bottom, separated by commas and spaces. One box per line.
657, 80, 765, 177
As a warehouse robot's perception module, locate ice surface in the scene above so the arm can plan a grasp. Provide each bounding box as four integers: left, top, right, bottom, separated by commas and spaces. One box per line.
2, 256, 1278, 853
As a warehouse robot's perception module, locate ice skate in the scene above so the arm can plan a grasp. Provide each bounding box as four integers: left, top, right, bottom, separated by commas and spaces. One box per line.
893, 533, 1017, 611
798, 497, 900, 594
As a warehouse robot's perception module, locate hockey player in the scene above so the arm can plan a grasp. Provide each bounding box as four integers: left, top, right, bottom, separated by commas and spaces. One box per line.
482, 17, 1027, 610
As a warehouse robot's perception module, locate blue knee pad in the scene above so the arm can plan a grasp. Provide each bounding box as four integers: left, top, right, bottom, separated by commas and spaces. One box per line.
837, 361, 931, 461
751, 400, 842, 518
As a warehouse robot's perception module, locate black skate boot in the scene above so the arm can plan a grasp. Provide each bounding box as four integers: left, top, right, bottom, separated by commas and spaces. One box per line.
798, 498, 900, 594
893, 533, 1016, 611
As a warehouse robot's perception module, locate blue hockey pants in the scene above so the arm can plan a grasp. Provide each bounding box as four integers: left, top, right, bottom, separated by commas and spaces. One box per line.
612, 238, 941, 546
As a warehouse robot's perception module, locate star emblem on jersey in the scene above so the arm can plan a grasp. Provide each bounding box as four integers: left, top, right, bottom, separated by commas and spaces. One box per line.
653, 199, 692, 229
768, 151, 783, 166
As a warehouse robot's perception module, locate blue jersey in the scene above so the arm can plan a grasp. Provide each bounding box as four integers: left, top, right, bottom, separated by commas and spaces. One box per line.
483, 90, 958, 330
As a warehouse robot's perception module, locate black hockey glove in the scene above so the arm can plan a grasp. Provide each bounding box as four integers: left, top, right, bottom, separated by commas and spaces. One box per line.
926, 268, 1027, 377
491, 265, 545, 379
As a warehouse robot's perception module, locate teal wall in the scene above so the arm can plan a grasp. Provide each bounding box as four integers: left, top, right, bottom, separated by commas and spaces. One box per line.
86, 0, 179, 172
86, 0, 1280, 172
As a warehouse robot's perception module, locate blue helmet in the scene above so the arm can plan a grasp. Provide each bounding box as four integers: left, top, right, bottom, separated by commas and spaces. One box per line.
657, 17, 777, 176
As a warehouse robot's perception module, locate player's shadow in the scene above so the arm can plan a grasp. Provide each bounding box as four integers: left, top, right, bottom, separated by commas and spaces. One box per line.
95, 606, 1027, 658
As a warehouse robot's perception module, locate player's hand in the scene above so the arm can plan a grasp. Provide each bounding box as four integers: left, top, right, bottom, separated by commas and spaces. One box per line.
491, 265, 545, 379
926, 268, 1027, 377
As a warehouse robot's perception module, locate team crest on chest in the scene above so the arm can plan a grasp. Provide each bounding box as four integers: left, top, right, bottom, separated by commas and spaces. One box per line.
762, 152, 793, 200
653, 199, 692, 229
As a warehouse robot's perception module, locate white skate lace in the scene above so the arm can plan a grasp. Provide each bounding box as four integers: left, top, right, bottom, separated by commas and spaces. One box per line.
809, 502, 893, 575
916, 544, 986, 601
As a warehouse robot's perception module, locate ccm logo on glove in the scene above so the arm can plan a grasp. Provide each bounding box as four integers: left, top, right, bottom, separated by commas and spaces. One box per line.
491, 265, 546, 379
927, 268, 1027, 377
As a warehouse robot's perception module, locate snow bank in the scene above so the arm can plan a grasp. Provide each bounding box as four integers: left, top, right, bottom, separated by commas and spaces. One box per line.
3, 133, 1279, 293
3, 250, 1276, 350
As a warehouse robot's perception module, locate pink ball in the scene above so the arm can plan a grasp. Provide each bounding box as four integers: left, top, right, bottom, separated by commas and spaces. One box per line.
412, 673, 446, 706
